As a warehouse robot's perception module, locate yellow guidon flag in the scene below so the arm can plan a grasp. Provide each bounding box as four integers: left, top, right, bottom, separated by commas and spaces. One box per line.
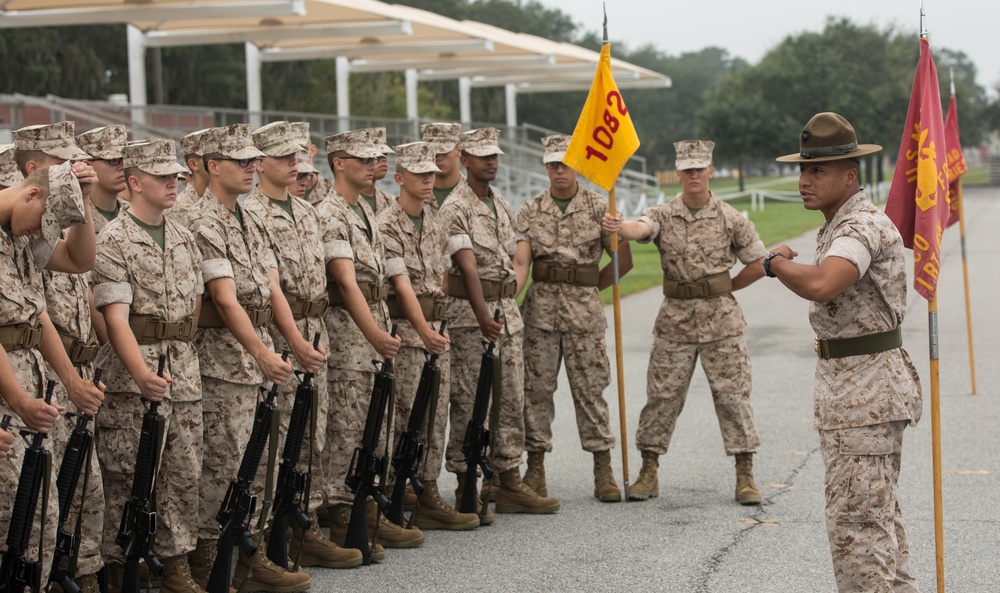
564, 43, 641, 191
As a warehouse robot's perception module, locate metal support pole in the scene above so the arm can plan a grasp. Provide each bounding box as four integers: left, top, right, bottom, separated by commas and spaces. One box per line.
126, 25, 148, 132
245, 42, 263, 130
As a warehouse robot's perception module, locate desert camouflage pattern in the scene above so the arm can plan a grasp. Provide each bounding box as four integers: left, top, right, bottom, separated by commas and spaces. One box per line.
809, 190, 923, 430
637, 335, 759, 455
193, 188, 275, 387
13, 120, 90, 161
305, 174, 335, 207
90, 196, 129, 235
458, 128, 504, 157
393, 141, 441, 174
0, 143, 24, 187
363, 185, 394, 215
171, 184, 201, 231
638, 193, 767, 343
389, 344, 450, 481
674, 139, 714, 170
324, 129, 382, 159
320, 369, 373, 507
35, 161, 87, 266
541, 134, 570, 164
252, 121, 304, 158
76, 125, 128, 160
179, 128, 214, 158
420, 122, 461, 155
122, 138, 188, 177
439, 180, 522, 333
202, 123, 265, 161
242, 187, 330, 508
819, 421, 919, 593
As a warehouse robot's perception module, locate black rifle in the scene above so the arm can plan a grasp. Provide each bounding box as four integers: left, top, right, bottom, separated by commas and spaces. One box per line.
117, 356, 166, 593
385, 320, 447, 526
47, 369, 103, 593
344, 325, 397, 565
206, 349, 289, 593
458, 309, 500, 515
0, 380, 56, 593
266, 334, 320, 567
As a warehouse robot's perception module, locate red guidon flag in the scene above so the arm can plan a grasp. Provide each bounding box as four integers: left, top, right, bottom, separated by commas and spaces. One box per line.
944, 92, 968, 227
885, 37, 951, 301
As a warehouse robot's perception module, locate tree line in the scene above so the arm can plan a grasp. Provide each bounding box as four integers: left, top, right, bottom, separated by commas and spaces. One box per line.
1, 1, 996, 177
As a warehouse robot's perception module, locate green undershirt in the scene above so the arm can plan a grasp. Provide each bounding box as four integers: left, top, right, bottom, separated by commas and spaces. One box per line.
408, 212, 423, 237
479, 194, 497, 216
271, 197, 295, 221
128, 212, 165, 250
361, 193, 378, 213
351, 203, 372, 236
434, 184, 456, 206
96, 203, 119, 222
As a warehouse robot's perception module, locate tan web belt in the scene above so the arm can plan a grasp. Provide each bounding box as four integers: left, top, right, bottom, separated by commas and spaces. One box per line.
0, 321, 43, 352
815, 327, 902, 359
198, 301, 273, 329
129, 314, 198, 345
284, 292, 329, 320
531, 261, 600, 287
386, 294, 447, 321
447, 273, 517, 301
328, 280, 389, 307
58, 327, 101, 364
662, 271, 733, 300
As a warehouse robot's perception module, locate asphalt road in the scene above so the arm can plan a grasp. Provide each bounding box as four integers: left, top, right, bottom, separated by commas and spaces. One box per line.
307, 186, 999, 593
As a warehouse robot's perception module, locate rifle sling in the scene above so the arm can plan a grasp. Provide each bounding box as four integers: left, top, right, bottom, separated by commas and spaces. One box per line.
69, 430, 96, 577
245, 405, 281, 592
39, 449, 53, 593
479, 348, 501, 522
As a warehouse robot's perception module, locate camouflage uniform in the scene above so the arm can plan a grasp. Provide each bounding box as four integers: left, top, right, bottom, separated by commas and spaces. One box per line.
810, 190, 922, 593
635, 193, 766, 456
89, 198, 129, 235
306, 175, 335, 208
193, 188, 276, 538
377, 197, 450, 482
364, 186, 394, 215
440, 180, 525, 474
242, 186, 329, 510
515, 186, 615, 454
0, 144, 24, 188
171, 128, 213, 231
313, 186, 390, 507
93, 198, 204, 562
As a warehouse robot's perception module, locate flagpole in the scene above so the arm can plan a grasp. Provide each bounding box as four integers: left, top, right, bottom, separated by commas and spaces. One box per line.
929, 295, 945, 593
956, 179, 976, 394
608, 184, 629, 501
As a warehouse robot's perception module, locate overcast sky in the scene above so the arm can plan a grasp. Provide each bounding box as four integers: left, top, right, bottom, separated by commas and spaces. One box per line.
541, 0, 1000, 91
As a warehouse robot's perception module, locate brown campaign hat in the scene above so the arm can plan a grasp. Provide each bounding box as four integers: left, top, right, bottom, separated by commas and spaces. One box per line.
674, 140, 714, 170
0, 144, 24, 187
460, 128, 504, 157
203, 124, 266, 160
421, 122, 462, 155
541, 134, 570, 164
13, 121, 91, 161
76, 125, 129, 160
180, 128, 214, 157
776, 112, 882, 163
324, 129, 382, 159
393, 142, 441, 174
253, 121, 305, 158
123, 139, 189, 176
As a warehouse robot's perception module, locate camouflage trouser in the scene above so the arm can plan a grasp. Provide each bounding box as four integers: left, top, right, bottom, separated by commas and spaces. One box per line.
320, 369, 374, 507
199, 378, 256, 540
48, 363, 105, 576
819, 421, 919, 593
445, 326, 525, 475
522, 326, 615, 453
269, 316, 329, 511
98, 393, 203, 560
636, 334, 759, 456
389, 345, 451, 483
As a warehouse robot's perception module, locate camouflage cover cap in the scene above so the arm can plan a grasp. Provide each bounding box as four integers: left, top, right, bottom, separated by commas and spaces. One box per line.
290, 121, 311, 150
364, 127, 394, 154
41, 161, 86, 249
541, 134, 571, 164
324, 129, 382, 159
179, 128, 214, 157
775, 112, 882, 163
674, 140, 715, 170
13, 121, 91, 161
421, 122, 461, 154
460, 128, 504, 157
123, 139, 189, 176
296, 152, 318, 174
203, 124, 266, 160
76, 125, 128, 160
253, 121, 305, 158
0, 144, 24, 188
393, 142, 441, 174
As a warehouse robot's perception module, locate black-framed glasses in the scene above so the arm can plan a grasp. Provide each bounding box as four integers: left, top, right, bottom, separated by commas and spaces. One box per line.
98, 157, 123, 166
215, 157, 262, 168
375, 156, 388, 163
338, 156, 376, 165
296, 172, 315, 181
545, 162, 569, 171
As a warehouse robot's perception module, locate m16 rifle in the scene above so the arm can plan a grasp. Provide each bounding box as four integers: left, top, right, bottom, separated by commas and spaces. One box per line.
458, 310, 500, 516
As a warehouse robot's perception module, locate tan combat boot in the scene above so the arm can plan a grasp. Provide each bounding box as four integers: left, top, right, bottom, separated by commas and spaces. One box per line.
404, 483, 418, 511
735, 453, 762, 505
628, 450, 659, 501
522, 451, 547, 496
495, 468, 560, 514
232, 534, 312, 593
593, 450, 622, 502
455, 473, 494, 526
479, 473, 500, 503
103, 563, 124, 593
159, 555, 207, 593
73, 573, 102, 593
187, 538, 217, 590
325, 503, 387, 563
410, 480, 480, 531
290, 512, 364, 568
364, 500, 425, 548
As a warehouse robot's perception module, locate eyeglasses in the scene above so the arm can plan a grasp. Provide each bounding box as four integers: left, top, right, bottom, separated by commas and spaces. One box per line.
545, 162, 570, 171
215, 157, 262, 168
97, 157, 123, 166
296, 172, 315, 181
337, 156, 377, 165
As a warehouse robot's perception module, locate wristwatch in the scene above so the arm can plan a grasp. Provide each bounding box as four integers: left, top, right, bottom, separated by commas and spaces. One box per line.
762, 252, 785, 278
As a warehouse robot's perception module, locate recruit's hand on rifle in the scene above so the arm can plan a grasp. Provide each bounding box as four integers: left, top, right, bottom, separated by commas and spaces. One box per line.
0, 426, 12, 458
65, 373, 105, 415
257, 348, 293, 385
290, 335, 326, 375
138, 369, 172, 403
477, 311, 503, 344
372, 329, 401, 359
10, 391, 63, 433
419, 324, 449, 356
